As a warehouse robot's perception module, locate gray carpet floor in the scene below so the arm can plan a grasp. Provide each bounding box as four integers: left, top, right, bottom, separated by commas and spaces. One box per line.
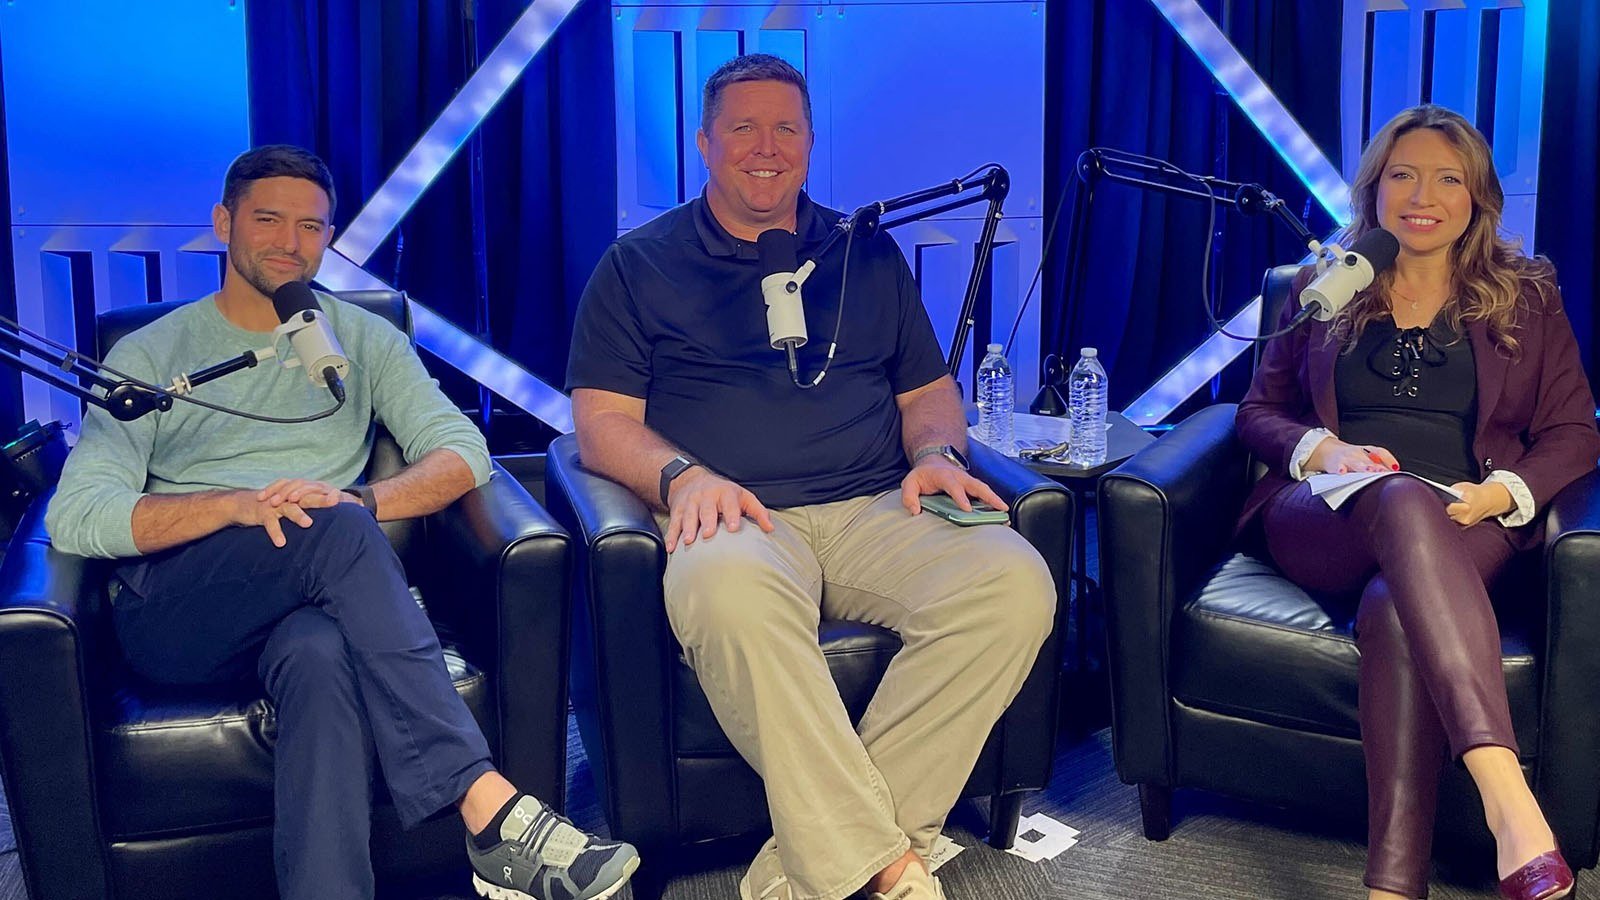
3, 721, 1592, 900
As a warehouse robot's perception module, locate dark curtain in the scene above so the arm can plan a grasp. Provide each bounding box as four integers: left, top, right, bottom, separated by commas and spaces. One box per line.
1043, 0, 1341, 415
1536, 0, 1600, 386
244, 0, 615, 446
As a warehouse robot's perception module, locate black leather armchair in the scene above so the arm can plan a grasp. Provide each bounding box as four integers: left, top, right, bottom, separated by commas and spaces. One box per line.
1099, 266, 1600, 871
544, 433, 1072, 900
0, 292, 573, 900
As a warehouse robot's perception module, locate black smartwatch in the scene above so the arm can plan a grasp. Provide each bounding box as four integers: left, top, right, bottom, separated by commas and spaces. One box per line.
342, 484, 379, 518
659, 455, 700, 506
912, 444, 970, 471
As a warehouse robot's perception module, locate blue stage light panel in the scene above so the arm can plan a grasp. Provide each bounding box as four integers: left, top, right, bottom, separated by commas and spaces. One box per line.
0, 1, 249, 227
634, 31, 685, 209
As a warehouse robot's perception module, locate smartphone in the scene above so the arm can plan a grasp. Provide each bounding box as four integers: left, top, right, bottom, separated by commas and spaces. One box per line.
920, 494, 1009, 526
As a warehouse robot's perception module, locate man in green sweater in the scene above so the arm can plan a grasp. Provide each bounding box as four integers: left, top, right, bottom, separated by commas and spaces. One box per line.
45, 146, 637, 900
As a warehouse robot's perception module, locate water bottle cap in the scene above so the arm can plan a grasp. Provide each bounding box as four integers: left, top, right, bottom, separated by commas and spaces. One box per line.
1080, 347, 1098, 358
987, 343, 1004, 353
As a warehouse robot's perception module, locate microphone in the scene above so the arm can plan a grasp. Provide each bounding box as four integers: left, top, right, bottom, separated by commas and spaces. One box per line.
1298, 228, 1401, 321
757, 229, 808, 350
271, 281, 350, 401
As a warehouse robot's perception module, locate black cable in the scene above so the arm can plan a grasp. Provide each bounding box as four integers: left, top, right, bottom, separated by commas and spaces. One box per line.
164, 390, 346, 424
1003, 168, 1074, 354
957, 162, 1005, 185
1184, 165, 1321, 344
791, 223, 854, 389
1078, 147, 1319, 344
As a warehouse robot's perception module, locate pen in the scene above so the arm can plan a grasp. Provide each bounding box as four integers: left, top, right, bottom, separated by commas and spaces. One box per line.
1368, 450, 1399, 471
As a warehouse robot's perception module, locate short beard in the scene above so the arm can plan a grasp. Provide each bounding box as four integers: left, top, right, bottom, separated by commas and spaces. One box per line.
230, 245, 307, 300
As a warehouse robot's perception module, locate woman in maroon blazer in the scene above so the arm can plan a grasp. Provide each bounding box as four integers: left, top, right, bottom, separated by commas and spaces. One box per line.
1237, 105, 1599, 900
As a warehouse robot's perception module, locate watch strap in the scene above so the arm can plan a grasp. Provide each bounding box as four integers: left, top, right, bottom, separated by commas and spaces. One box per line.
659, 455, 699, 506
342, 484, 379, 519
913, 444, 969, 470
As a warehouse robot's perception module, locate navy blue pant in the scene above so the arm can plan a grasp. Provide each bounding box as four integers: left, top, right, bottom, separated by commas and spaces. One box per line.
112, 503, 494, 900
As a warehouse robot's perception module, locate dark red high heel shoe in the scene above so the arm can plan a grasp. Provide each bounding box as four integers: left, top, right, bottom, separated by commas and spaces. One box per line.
1498, 850, 1574, 900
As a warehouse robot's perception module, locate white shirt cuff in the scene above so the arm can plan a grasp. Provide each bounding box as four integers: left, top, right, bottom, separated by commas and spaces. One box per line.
1485, 469, 1537, 527
1289, 427, 1335, 481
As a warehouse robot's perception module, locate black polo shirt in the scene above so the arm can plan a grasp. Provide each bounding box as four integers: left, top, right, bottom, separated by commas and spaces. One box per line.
567, 192, 948, 509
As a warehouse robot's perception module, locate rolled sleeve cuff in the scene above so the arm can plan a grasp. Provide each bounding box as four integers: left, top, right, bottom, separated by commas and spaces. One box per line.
444, 442, 493, 488
47, 490, 143, 559
105, 492, 145, 558
1485, 469, 1536, 527
1290, 427, 1335, 481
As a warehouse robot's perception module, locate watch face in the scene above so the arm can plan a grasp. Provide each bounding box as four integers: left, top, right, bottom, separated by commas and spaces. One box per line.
944, 445, 969, 469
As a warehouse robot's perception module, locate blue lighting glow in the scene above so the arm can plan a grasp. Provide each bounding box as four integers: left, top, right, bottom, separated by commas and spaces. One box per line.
335, 0, 584, 265
1122, 0, 1356, 425
1148, 0, 1353, 225
316, 251, 575, 433
1123, 296, 1261, 426
321, 0, 580, 433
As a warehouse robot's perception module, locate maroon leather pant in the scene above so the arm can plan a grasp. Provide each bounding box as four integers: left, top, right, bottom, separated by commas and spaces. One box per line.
1262, 476, 1520, 899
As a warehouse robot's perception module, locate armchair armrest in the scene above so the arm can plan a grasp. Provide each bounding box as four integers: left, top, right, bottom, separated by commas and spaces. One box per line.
968, 441, 1071, 566
1097, 404, 1250, 786
1535, 469, 1600, 865
966, 443, 1073, 793
968, 441, 1072, 575
422, 462, 572, 806
0, 490, 112, 900
542, 433, 676, 847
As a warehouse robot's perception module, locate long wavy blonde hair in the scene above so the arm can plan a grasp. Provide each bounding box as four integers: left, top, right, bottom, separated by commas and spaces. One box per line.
1329, 104, 1556, 358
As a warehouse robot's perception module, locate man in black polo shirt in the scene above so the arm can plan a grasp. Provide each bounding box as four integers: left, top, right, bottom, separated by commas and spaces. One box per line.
567, 54, 1054, 900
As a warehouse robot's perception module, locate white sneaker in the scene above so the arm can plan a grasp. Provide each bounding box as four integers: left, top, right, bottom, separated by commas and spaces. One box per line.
866, 860, 946, 900
738, 836, 792, 900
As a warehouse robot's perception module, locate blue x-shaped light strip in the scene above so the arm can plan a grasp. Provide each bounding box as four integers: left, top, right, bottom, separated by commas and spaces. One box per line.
317, 0, 581, 433
1123, 0, 1353, 424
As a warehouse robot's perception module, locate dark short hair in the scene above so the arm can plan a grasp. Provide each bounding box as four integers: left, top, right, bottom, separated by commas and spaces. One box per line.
221, 145, 336, 217
700, 53, 812, 133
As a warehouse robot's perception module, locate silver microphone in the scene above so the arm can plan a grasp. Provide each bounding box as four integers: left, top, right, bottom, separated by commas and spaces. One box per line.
1299, 228, 1402, 321
757, 229, 808, 349
271, 282, 350, 399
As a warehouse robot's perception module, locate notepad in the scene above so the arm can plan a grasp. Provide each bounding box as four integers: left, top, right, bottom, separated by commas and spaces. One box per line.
1305, 470, 1464, 510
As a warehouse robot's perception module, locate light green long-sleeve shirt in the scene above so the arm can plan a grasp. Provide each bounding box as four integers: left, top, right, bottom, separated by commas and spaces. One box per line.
45, 292, 491, 559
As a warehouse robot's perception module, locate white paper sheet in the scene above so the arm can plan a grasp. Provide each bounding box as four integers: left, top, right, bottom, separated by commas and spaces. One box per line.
1003, 813, 1082, 863
1305, 470, 1463, 510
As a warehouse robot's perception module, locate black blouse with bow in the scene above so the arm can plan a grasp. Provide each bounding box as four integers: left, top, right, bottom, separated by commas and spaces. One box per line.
1335, 316, 1479, 486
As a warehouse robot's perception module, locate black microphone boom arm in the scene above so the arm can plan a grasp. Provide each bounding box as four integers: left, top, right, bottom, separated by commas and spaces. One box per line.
0, 318, 174, 421
0, 312, 283, 423
1075, 148, 1321, 250
799, 163, 1011, 380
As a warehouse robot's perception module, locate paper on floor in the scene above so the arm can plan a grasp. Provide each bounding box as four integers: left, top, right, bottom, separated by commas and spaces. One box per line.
1004, 813, 1081, 863
926, 834, 965, 873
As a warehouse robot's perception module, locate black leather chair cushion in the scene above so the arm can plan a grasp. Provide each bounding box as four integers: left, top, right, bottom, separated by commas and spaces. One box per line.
1173, 552, 1542, 753
673, 621, 901, 755
96, 643, 490, 839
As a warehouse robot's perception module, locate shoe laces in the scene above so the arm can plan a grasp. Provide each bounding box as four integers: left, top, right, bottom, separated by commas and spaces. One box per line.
510, 805, 570, 865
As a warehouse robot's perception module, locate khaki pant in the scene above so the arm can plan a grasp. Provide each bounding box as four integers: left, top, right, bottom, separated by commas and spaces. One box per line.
658, 490, 1056, 900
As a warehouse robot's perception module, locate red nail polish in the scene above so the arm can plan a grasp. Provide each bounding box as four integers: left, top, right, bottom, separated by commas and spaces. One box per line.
1391, 464, 1400, 471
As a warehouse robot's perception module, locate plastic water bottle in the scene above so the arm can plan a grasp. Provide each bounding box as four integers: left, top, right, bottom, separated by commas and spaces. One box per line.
975, 343, 1015, 456
1068, 347, 1108, 467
